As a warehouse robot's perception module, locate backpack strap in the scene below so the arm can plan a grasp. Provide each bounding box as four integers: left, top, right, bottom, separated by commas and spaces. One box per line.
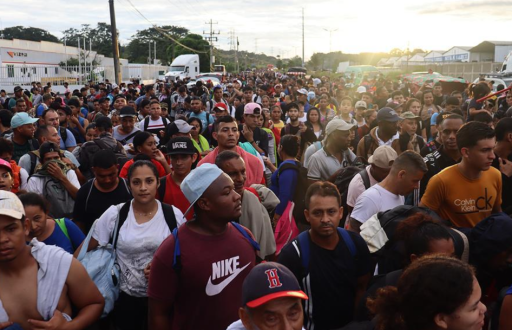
55, 218, 70, 242
84, 178, 96, 210
296, 228, 356, 277
143, 117, 150, 132
337, 227, 356, 257
111, 201, 131, 248
28, 151, 38, 176
359, 168, 371, 190
157, 176, 168, 202
364, 135, 372, 159
120, 178, 130, 194
161, 202, 178, 231
231, 221, 261, 252
297, 231, 310, 272
118, 130, 139, 145
171, 227, 182, 272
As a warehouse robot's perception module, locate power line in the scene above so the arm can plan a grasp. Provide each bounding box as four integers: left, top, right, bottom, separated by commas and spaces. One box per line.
122, 0, 208, 53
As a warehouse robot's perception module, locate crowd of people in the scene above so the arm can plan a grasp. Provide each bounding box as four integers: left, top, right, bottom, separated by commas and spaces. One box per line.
0, 71, 512, 330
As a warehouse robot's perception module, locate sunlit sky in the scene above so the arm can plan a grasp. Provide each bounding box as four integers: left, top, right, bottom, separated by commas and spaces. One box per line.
2, 0, 511, 60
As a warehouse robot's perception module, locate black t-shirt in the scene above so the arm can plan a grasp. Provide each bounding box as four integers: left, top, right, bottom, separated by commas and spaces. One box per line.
420, 139, 442, 157
235, 105, 245, 123
73, 178, 132, 234
278, 231, 372, 330
238, 125, 269, 156
467, 98, 483, 121
434, 94, 446, 107
419, 146, 460, 200
280, 124, 317, 154
492, 153, 512, 214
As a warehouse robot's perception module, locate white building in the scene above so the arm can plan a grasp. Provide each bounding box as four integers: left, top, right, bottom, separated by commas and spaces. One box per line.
424, 50, 445, 62
442, 46, 471, 62
0, 38, 128, 89
469, 41, 512, 62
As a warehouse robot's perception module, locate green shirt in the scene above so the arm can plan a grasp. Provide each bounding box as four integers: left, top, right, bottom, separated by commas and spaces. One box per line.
12, 141, 33, 163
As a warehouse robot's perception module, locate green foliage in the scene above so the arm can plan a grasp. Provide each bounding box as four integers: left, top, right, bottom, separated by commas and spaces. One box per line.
174, 34, 210, 70
61, 23, 119, 59
2, 26, 59, 43
124, 26, 189, 65
58, 57, 99, 67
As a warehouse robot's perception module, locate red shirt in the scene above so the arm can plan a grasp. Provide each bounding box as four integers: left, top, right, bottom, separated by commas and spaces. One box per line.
119, 158, 167, 179
148, 223, 257, 330
160, 174, 193, 221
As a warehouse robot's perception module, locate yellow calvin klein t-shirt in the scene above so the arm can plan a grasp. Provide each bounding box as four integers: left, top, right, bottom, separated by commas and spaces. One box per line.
421, 165, 502, 228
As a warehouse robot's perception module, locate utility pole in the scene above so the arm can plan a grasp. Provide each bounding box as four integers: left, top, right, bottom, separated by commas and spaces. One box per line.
302, 8, 305, 67
154, 41, 156, 65
148, 42, 151, 64
236, 37, 239, 73
78, 37, 81, 85
203, 20, 219, 72
109, 0, 121, 84
323, 28, 338, 53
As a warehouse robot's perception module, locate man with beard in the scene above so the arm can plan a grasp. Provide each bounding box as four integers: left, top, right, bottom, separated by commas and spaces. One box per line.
308, 119, 356, 182
215, 150, 276, 260
278, 182, 372, 330
356, 107, 400, 162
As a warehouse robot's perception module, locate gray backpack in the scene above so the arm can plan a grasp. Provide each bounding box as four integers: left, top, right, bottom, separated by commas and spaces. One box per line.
33, 174, 75, 218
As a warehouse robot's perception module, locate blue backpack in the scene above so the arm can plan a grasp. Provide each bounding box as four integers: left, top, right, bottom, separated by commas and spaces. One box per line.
171, 222, 260, 272
295, 228, 356, 276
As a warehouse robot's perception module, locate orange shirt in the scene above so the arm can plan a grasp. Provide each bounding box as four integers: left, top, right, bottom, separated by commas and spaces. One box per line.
421, 165, 502, 228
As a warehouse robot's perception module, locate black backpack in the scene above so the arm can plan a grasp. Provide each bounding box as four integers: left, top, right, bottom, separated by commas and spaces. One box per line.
59, 126, 68, 143
364, 205, 444, 274
276, 161, 310, 229
109, 200, 178, 248
92, 138, 129, 169
333, 160, 370, 225
143, 116, 170, 132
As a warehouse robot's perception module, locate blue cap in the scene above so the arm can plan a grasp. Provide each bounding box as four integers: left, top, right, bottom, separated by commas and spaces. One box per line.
181, 163, 224, 216
11, 112, 38, 129
377, 107, 401, 122
242, 262, 308, 308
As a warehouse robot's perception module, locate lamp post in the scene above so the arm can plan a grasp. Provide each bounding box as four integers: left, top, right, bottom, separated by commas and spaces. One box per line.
323, 28, 338, 53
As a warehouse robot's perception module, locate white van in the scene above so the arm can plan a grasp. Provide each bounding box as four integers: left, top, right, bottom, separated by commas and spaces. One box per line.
165, 54, 200, 82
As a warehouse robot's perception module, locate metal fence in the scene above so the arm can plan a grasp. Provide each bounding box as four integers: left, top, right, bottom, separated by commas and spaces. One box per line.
0, 64, 169, 87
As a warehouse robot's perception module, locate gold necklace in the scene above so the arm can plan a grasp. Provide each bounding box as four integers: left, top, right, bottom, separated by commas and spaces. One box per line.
134, 203, 157, 217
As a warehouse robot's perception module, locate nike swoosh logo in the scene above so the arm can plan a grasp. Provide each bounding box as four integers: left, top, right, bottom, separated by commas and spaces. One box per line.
205, 262, 250, 296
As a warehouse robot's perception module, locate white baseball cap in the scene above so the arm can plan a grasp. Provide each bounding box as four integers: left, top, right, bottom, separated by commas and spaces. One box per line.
0, 191, 25, 220
356, 86, 366, 93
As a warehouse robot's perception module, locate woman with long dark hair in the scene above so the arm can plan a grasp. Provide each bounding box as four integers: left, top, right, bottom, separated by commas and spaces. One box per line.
75, 160, 182, 330
368, 255, 486, 330
305, 107, 325, 141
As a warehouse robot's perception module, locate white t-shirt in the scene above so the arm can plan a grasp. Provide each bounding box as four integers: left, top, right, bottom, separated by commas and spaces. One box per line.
19, 167, 29, 190
139, 117, 165, 132
346, 165, 379, 208
92, 200, 183, 297
350, 184, 404, 224
26, 170, 80, 194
